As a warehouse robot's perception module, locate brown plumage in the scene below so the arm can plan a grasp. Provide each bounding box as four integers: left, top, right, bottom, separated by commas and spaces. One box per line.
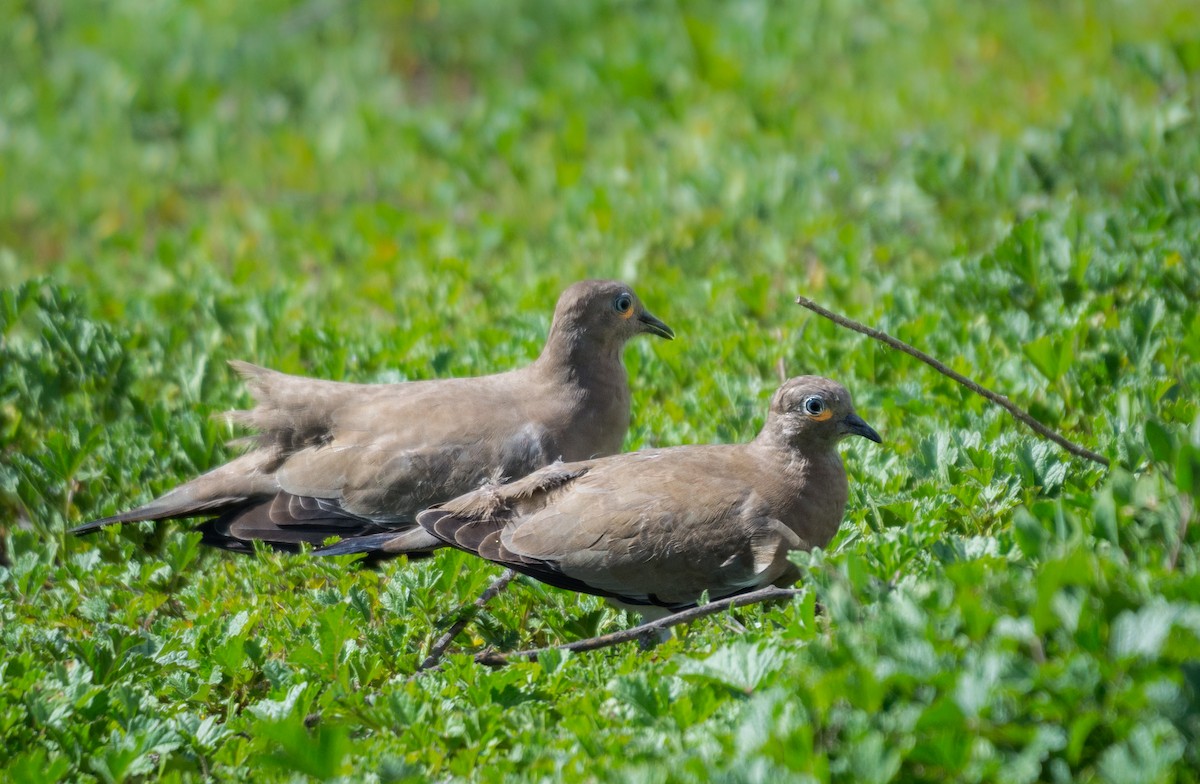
419, 376, 881, 620
72, 280, 674, 562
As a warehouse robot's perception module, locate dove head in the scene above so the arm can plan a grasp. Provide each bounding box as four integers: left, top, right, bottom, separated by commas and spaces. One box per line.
759, 376, 881, 451
540, 280, 674, 362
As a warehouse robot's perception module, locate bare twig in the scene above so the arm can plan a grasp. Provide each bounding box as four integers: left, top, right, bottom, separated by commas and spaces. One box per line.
794, 295, 1109, 467
475, 586, 805, 666
417, 569, 517, 672
1167, 493, 1194, 571
773, 327, 788, 384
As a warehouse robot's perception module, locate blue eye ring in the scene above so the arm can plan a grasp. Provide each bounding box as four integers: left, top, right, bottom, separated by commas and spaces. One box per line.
613, 293, 633, 313
803, 396, 824, 416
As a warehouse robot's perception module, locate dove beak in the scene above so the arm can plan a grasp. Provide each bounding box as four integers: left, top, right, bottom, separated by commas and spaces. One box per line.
841, 413, 882, 443
637, 311, 675, 340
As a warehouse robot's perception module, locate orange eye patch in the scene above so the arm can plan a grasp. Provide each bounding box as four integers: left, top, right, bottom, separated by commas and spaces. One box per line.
809, 408, 833, 422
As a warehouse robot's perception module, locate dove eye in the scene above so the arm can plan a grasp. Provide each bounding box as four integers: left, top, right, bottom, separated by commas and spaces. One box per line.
613, 293, 633, 314
803, 396, 825, 416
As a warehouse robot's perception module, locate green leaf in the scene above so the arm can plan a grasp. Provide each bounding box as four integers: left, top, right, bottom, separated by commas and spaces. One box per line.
1144, 419, 1174, 465
1013, 507, 1048, 559
1110, 602, 1177, 659
1176, 443, 1200, 498
1097, 722, 1186, 784
845, 730, 903, 784
259, 717, 352, 781
677, 641, 788, 694
248, 683, 310, 722
609, 674, 673, 722
1022, 334, 1074, 383
5, 748, 72, 784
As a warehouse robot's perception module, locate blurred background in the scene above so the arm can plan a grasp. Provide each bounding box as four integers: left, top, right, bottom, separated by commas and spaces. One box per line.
4, 0, 1196, 298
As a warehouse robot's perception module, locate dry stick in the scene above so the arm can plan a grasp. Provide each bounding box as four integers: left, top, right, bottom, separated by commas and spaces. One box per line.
794, 296, 1110, 468
475, 586, 805, 667
1167, 494, 1194, 571
774, 327, 789, 384
417, 569, 517, 672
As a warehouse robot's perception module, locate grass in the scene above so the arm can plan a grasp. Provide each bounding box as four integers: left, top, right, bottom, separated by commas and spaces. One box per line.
2, 0, 1200, 781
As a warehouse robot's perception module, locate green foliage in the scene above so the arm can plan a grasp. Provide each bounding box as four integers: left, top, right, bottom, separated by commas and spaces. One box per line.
3, 0, 1199, 780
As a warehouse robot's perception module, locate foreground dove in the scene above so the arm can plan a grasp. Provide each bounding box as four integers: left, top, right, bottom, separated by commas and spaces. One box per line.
419, 376, 880, 620
72, 280, 674, 561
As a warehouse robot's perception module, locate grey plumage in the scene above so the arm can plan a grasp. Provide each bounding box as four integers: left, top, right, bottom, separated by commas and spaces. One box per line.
419, 376, 881, 620
73, 280, 673, 562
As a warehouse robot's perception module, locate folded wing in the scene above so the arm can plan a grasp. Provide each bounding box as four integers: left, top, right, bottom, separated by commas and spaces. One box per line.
420, 447, 804, 610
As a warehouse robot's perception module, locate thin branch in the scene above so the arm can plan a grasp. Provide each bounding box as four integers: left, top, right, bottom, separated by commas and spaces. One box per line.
417, 569, 516, 672
475, 586, 805, 666
794, 295, 1109, 467
1167, 493, 1194, 571
773, 327, 788, 384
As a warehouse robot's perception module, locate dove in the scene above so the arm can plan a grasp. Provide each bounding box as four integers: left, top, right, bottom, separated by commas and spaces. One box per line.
418, 376, 880, 620
73, 280, 674, 562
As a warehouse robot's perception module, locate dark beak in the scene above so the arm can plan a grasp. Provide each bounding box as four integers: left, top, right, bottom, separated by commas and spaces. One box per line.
637, 311, 675, 340
841, 413, 882, 443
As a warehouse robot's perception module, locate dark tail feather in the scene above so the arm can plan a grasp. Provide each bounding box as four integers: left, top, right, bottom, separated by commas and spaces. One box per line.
314, 528, 443, 559
313, 532, 405, 556
70, 496, 247, 535
71, 510, 157, 535
197, 517, 301, 555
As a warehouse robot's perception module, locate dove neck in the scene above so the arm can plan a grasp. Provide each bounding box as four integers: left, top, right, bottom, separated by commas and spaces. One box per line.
752, 436, 849, 546
754, 419, 839, 458
534, 324, 626, 382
